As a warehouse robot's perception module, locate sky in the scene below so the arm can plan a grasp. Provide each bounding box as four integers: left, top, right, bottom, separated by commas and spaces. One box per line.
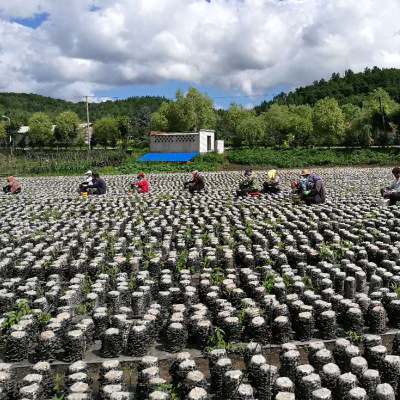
1, 0, 400, 109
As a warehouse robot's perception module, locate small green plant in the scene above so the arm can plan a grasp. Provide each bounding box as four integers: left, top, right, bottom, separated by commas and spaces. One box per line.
176, 250, 188, 273
128, 276, 137, 291
302, 276, 314, 291
73, 301, 95, 316
346, 330, 365, 344
391, 284, 400, 297
244, 220, 253, 238
262, 273, 276, 294
283, 274, 292, 293
201, 232, 210, 246
204, 326, 232, 353
1, 301, 32, 330
153, 383, 180, 399
52, 373, 64, 400
210, 268, 226, 286
37, 312, 51, 327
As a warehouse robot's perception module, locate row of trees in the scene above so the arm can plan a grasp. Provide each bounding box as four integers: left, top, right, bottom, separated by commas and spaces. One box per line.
1, 85, 400, 150
150, 87, 400, 148
0, 107, 153, 149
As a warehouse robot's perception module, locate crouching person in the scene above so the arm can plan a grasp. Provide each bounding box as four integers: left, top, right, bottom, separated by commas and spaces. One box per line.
381, 167, 400, 205
236, 168, 260, 196
263, 170, 281, 194
3, 175, 21, 195
299, 169, 326, 205
87, 173, 107, 195
184, 171, 205, 193
131, 172, 149, 195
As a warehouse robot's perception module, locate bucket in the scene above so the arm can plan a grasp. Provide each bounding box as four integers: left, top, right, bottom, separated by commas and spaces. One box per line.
80, 192, 88, 197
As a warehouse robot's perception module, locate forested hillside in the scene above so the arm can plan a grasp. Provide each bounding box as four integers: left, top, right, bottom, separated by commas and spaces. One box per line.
0, 93, 166, 125
256, 67, 400, 112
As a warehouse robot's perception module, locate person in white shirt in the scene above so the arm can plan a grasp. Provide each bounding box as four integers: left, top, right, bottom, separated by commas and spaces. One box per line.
78, 170, 93, 194
84, 170, 93, 185
381, 167, 400, 205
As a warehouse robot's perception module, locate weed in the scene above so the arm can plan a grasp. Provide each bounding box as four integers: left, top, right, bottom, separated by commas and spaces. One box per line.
302, 276, 315, 291
204, 326, 233, 353
1, 301, 32, 330
346, 330, 365, 344
262, 273, 276, 294
176, 250, 188, 273
391, 284, 400, 297
210, 268, 226, 286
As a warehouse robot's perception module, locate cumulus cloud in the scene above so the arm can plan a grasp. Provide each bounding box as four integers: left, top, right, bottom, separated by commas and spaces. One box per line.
1, 0, 400, 99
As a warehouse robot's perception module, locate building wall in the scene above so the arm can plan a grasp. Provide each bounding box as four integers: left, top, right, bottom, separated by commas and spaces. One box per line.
199, 130, 215, 153
215, 140, 224, 154
149, 133, 199, 152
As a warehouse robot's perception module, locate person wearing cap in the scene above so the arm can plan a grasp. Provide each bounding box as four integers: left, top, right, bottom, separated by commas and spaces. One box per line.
87, 172, 107, 195
132, 172, 149, 194
381, 167, 400, 205
78, 170, 93, 194
262, 169, 280, 194
3, 175, 21, 194
84, 170, 93, 185
299, 169, 326, 205
236, 168, 260, 196
184, 170, 205, 193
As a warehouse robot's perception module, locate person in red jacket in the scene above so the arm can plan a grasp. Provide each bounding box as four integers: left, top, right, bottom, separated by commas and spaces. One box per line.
131, 172, 149, 194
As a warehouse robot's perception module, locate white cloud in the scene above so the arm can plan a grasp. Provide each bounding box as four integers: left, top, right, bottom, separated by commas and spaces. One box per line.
1, 0, 400, 99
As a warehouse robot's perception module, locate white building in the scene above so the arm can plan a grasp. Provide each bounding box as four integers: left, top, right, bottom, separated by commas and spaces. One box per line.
149, 129, 224, 154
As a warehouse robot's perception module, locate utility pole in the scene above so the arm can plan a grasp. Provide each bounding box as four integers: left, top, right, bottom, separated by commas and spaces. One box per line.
84, 96, 94, 151
1, 115, 11, 159
379, 96, 387, 146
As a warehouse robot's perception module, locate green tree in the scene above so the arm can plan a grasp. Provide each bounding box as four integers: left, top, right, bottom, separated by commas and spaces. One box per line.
0, 122, 6, 144
286, 105, 313, 146
149, 87, 216, 132
218, 103, 251, 147
236, 114, 266, 147
55, 111, 81, 147
93, 117, 119, 148
264, 104, 290, 146
116, 116, 132, 141
363, 88, 399, 146
312, 97, 345, 146
28, 112, 53, 147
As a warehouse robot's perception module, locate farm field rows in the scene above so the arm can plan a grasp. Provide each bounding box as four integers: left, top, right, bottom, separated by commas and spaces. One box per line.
1, 168, 400, 400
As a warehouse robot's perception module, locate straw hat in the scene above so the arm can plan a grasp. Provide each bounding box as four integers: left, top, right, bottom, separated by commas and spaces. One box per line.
300, 169, 310, 176
268, 170, 276, 180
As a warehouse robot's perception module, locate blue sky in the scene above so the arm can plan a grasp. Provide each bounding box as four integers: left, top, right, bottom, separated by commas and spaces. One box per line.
11, 12, 49, 29
2, 0, 400, 108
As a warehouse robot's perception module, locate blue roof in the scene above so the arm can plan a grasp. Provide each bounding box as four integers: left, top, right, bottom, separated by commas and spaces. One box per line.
137, 152, 199, 162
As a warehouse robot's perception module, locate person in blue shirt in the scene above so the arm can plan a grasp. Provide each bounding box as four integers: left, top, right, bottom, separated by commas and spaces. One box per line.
88, 172, 107, 195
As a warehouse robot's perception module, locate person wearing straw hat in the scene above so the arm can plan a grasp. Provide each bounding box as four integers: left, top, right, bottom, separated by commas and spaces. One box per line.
299, 169, 326, 205
262, 169, 280, 194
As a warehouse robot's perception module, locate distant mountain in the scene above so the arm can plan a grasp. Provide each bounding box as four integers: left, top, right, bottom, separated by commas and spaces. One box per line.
256, 66, 400, 112
0, 92, 166, 125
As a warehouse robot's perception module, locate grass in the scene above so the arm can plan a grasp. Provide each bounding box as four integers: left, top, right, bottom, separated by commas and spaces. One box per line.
2, 147, 400, 177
